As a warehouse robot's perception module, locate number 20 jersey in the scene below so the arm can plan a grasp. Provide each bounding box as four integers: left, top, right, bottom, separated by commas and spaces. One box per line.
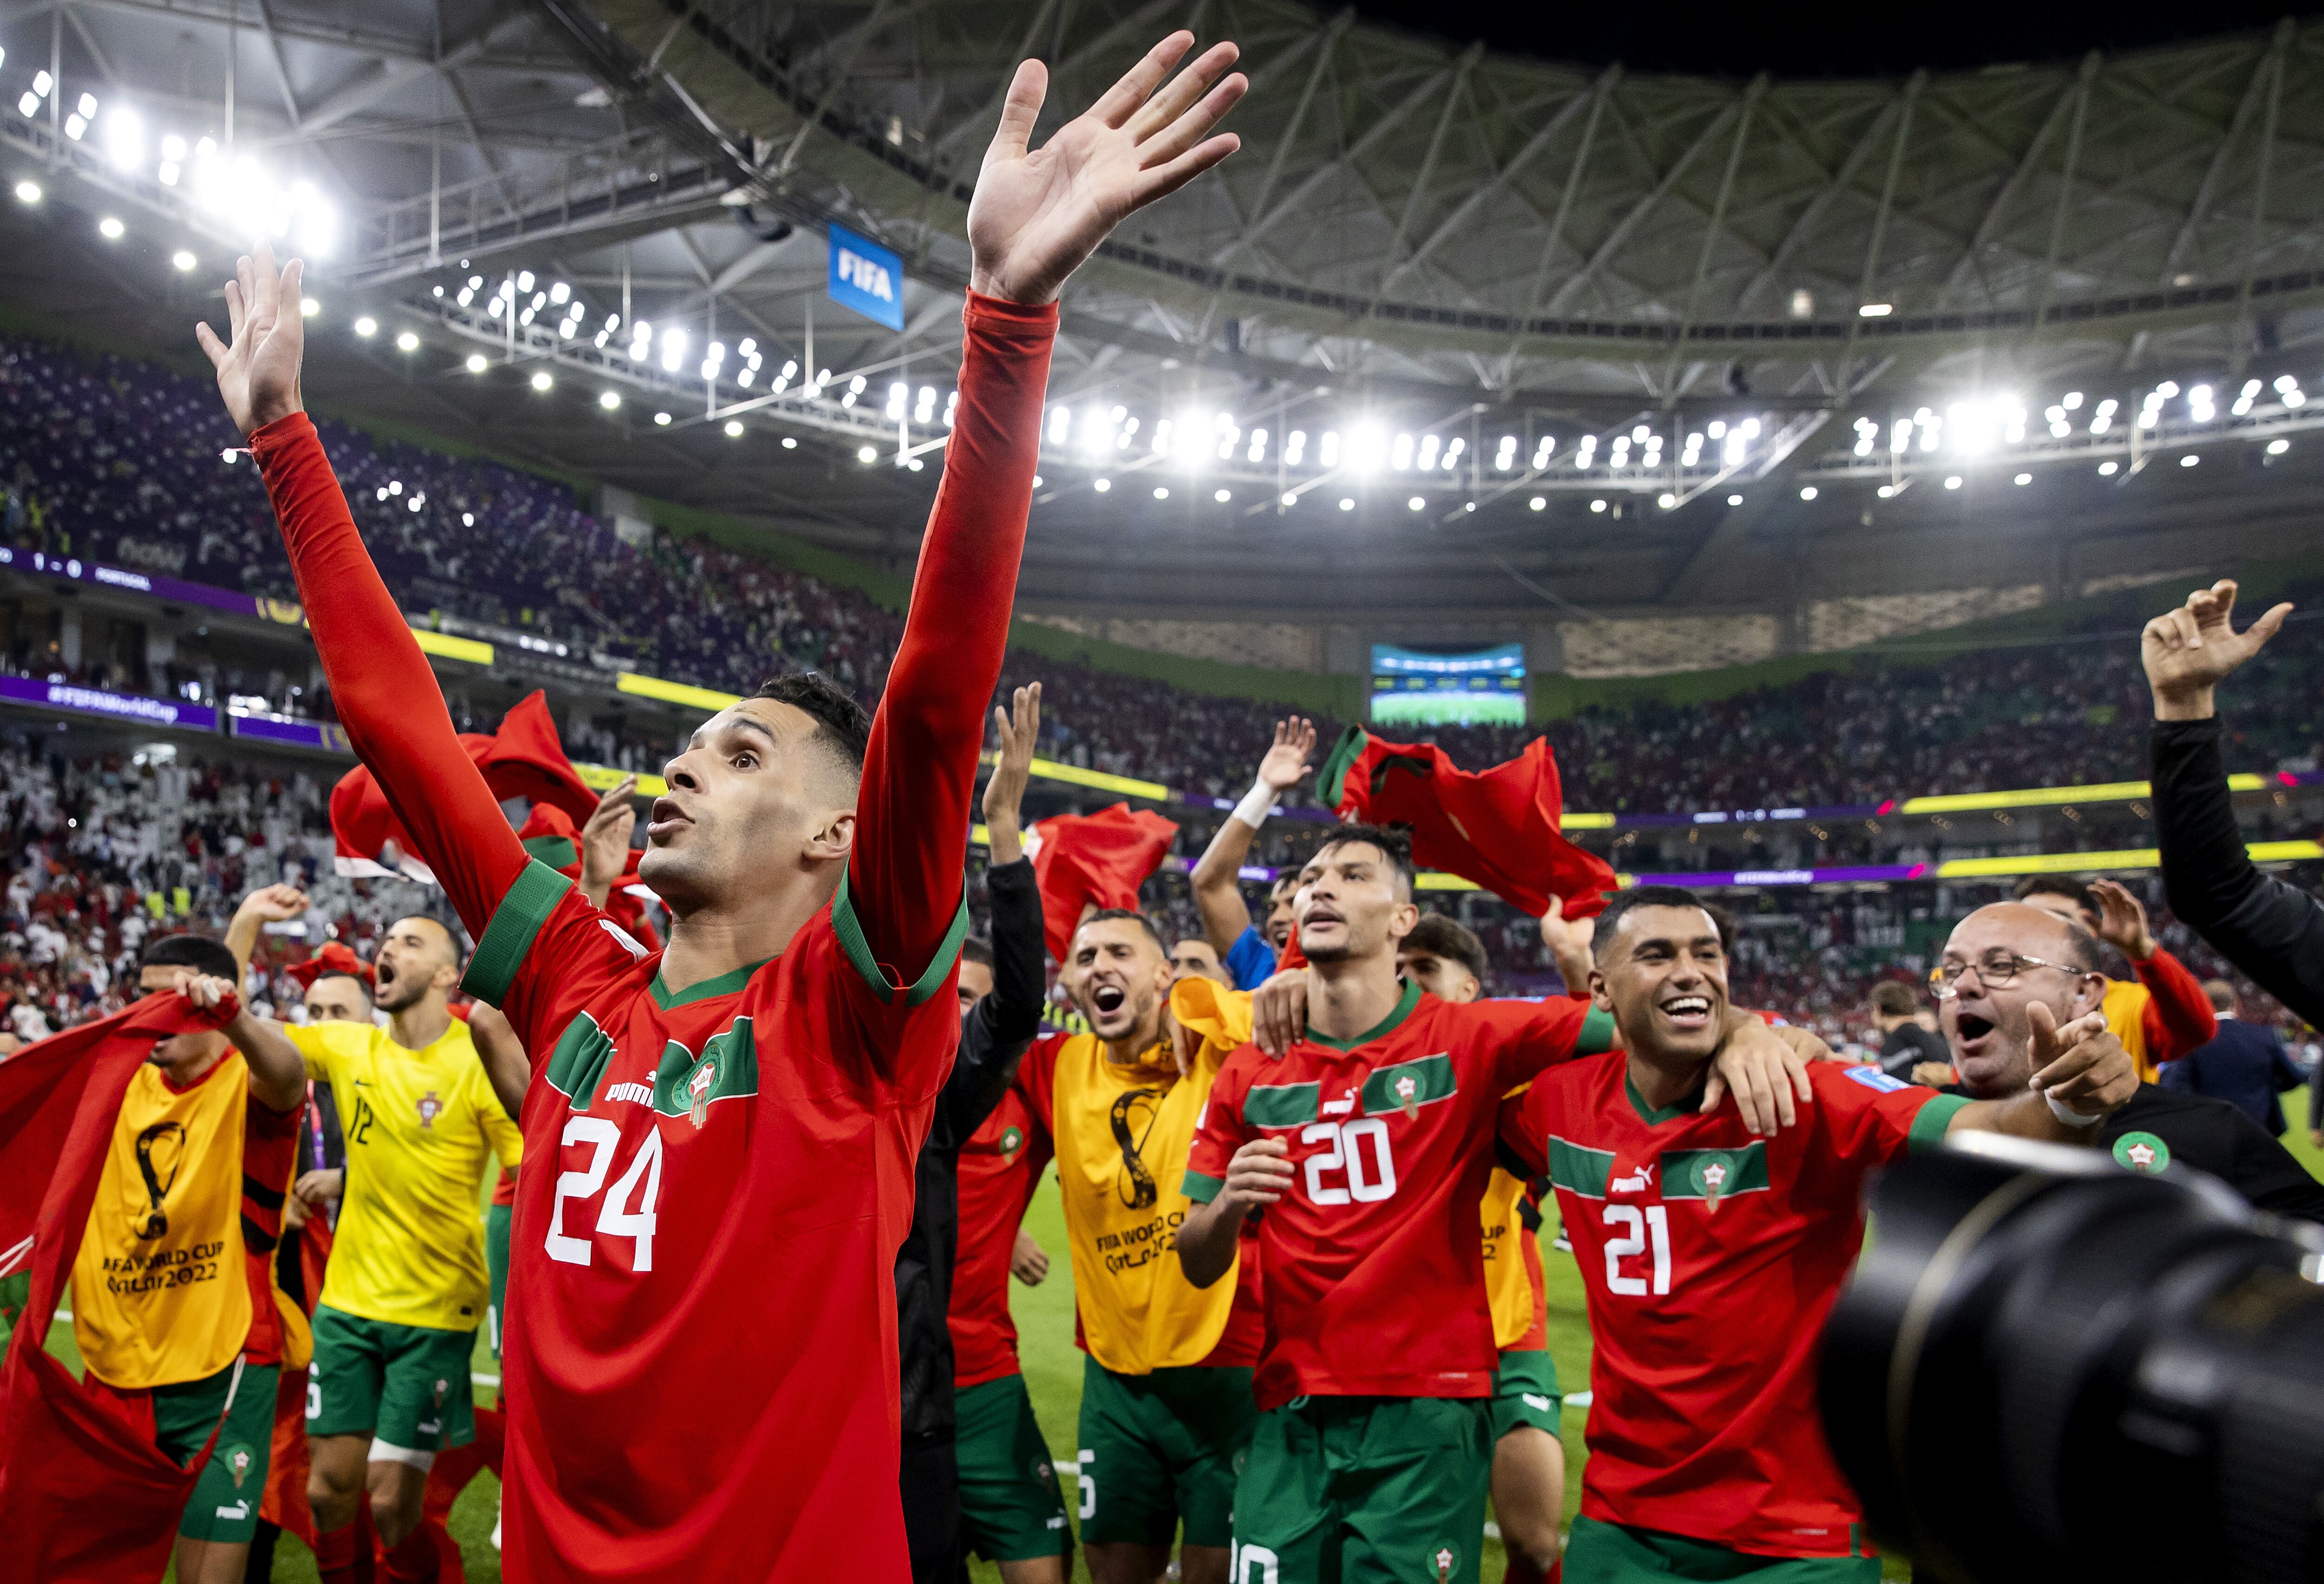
1499, 1054, 1966, 1559
471, 860, 964, 1584
1186, 982, 1611, 1410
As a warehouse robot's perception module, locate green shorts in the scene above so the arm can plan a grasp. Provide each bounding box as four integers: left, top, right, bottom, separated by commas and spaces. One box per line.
307, 1304, 477, 1454
484, 1201, 513, 1358
1564, 1515, 1882, 1583
1076, 1356, 1256, 1548
1488, 1347, 1563, 1442
956, 1373, 1072, 1562
152, 1360, 279, 1543
1234, 1395, 1492, 1584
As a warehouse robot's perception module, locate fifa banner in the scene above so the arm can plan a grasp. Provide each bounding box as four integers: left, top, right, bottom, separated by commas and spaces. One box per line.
0, 675, 218, 732
828, 224, 905, 331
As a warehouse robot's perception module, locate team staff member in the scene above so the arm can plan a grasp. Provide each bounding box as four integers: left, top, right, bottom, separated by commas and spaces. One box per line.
896, 684, 1054, 1582
1017, 911, 1265, 1584
1495, 888, 2138, 1584
1397, 914, 1567, 1584
210, 913, 522, 1554
71, 937, 305, 1584
1187, 719, 1316, 989
1933, 902, 2324, 1223
2010, 875, 2212, 1081
1178, 831, 1821, 1584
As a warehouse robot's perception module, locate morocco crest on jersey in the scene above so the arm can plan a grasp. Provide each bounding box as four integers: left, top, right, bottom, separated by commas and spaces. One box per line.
687, 1058, 718, 1129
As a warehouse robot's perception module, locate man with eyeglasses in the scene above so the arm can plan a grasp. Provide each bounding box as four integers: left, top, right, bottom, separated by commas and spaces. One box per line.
1927, 900, 2324, 1221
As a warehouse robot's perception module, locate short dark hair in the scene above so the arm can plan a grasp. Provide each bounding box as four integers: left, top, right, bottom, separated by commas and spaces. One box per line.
2014, 875, 2096, 918
1868, 980, 1918, 1017
1075, 908, 1167, 955
1591, 885, 1734, 961
961, 935, 994, 969
756, 671, 871, 779
2203, 977, 2237, 1013
1311, 822, 1416, 897
389, 912, 468, 971
142, 933, 239, 984
1401, 912, 1488, 984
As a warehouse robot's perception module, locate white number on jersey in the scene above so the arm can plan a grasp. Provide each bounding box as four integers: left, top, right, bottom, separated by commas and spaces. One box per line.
1231, 1542, 1281, 1584
1076, 1450, 1096, 1520
1299, 1118, 1398, 1206
545, 1116, 665, 1273
1602, 1204, 1672, 1296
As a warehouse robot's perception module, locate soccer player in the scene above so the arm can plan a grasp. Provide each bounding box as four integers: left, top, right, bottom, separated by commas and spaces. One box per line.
206, 913, 522, 1555
2010, 875, 2213, 1080
1396, 913, 1566, 1584
1495, 886, 2137, 1583
897, 683, 1054, 1583
1187, 718, 1316, 989
1170, 937, 1233, 986
195, 32, 1246, 1583
1175, 831, 1826, 1584
70, 938, 304, 1584
1017, 912, 1264, 1584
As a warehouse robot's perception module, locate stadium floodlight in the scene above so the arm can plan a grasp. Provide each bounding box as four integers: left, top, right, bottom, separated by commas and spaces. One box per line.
1247, 427, 1267, 464
1657, 493, 1676, 509
1215, 489, 1231, 504
97, 216, 124, 240
77, 92, 96, 118
2014, 473, 2032, 485
14, 93, 35, 119
299, 297, 319, 318
353, 316, 377, 337
529, 370, 551, 391
1348, 427, 1387, 474
2099, 460, 2119, 475
1151, 417, 1175, 456
1943, 475, 1962, 489
659, 327, 687, 372
64, 113, 85, 141
780, 435, 796, 449
1799, 486, 1817, 501
31, 71, 49, 96
1154, 487, 1169, 500
466, 354, 488, 374
1728, 493, 1743, 505
1876, 485, 1893, 498
12, 180, 37, 204
462, 512, 475, 527
1215, 413, 1240, 461
395, 331, 419, 352
549, 282, 570, 305
1858, 303, 1893, 317
726, 420, 745, 438
1280, 491, 1296, 505
103, 106, 142, 172
1707, 419, 1727, 438
1529, 497, 1546, 511
1047, 405, 1070, 444
1590, 499, 1606, 513
1318, 431, 1340, 468
1337, 497, 1354, 511
1407, 495, 1425, 511
2156, 380, 2180, 398
1392, 433, 1414, 471
858, 445, 876, 464
172, 249, 195, 271
1630, 425, 1649, 444
388, 481, 403, 496
1094, 478, 1111, 492
220, 449, 235, 464
2180, 453, 2199, 467
1284, 431, 1307, 466
600, 391, 621, 411
2062, 391, 2083, 409
1413, 434, 1436, 471
2267, 438, 2290, 455
887, 384, 907, 419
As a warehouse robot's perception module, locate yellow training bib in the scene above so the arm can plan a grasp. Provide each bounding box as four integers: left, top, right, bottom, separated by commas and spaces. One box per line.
1482, 1167, 1539, 1352
73, 1056, 255, 1390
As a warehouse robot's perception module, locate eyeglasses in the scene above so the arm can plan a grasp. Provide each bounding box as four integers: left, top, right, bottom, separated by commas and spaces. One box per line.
1928, 952, 2079, 1000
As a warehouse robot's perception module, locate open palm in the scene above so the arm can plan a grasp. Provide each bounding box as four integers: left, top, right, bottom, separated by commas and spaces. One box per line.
195, 239, 307, 437
2142, 578, 2291, 716
967, 32, 1245, 305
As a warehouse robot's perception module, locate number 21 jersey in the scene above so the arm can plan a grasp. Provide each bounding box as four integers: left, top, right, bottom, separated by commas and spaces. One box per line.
1186, 983, 1611, 1409
469, 860, 964, 1584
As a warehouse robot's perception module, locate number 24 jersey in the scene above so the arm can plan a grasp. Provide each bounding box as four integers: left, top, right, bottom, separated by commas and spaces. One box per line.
1499, 1054, 1966, 1559
1186, 982, 1612, 1410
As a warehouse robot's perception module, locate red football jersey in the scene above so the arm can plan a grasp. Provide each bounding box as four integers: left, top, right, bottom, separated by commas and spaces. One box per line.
476, 871, 962, 1584
1501, 1056, 1967, 1558
949, 1085, 1050, 1390
1185, 984, 1612, 1409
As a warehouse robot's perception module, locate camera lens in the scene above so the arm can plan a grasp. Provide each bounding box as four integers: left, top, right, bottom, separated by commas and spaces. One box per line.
1820, 1136, 2324, 1584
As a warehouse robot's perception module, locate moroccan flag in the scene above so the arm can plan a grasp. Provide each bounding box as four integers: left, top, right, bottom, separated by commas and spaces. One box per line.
0, 992, 242, 1581
284, 941, 375, 992
516, 803, 661, 952
1316, 727, 1617, 919
332, 690, 601, 882
1022, 804, 1179, 960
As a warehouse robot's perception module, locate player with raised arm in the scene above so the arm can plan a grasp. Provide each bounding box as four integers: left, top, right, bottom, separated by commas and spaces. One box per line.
1175, 829, 1819, 1584
1187, 719, 1315, 990
195, 31, 1244, 1584
1497, 887, 2136, 1583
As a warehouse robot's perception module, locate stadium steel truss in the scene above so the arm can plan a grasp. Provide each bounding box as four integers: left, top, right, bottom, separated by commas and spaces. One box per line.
0, 0, 2321, 622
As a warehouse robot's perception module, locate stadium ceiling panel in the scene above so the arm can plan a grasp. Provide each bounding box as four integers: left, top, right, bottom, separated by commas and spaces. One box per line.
0, 0, 2318, 624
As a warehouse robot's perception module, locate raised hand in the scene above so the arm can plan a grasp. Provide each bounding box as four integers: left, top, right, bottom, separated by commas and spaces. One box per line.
967, 31, 1246, 305
1702, 1011, 1816, 1137
580, 775, 639, 910
1257, 717, 1316, 795
2025, 1002, 2137, 1117
2086, 879, 2157, 962
195, 240, 307, 437
1537, 895, 1595, 993
2142, 578, 2292, 721
983, 682, 1043, 864
238, 882, 310, 923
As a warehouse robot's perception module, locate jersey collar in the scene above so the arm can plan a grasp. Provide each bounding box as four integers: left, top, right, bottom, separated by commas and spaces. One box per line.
650, 958, 773, 1010
1625, 1067, 1710, 1126
1303, 976, 1422, 1053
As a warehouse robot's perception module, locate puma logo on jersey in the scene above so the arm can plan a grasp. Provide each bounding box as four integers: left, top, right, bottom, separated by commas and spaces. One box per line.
1322, 1085, 1360, 1117
1611, 1162, 1657, 1193
604, 1081, 654, 1106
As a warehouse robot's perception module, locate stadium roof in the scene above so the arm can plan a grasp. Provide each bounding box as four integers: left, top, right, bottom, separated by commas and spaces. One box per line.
0, 0, 2320, 636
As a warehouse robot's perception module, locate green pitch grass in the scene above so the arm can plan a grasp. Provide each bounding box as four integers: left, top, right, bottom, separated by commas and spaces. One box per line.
1369, 693, 1528, 729
48, 1096, 2324, 1581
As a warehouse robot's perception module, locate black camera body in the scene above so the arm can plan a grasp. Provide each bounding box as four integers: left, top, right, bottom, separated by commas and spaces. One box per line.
1821, 1135, 2324, 1584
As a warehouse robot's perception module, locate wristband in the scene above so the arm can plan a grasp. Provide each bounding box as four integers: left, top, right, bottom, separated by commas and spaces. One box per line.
2045, 1090, 2104, 1128
1232, 775, 1279, 831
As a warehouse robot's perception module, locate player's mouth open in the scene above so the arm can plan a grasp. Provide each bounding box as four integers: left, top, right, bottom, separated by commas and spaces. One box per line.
1091, 985, 1127, 1016
374, 961, 397, 990
647, 797, 690, 838
1659, 994, 1712, 1029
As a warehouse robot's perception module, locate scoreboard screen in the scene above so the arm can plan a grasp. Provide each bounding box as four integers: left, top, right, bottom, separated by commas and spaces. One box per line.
1368, 643, 1526, 727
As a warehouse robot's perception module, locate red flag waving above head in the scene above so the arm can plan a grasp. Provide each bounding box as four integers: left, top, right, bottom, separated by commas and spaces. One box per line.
331, 690, 600, 884
516, 803, 661, 952
1316, 727, 1617, 920
1023, 803, 1179, 961
284, 940, 374, 991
